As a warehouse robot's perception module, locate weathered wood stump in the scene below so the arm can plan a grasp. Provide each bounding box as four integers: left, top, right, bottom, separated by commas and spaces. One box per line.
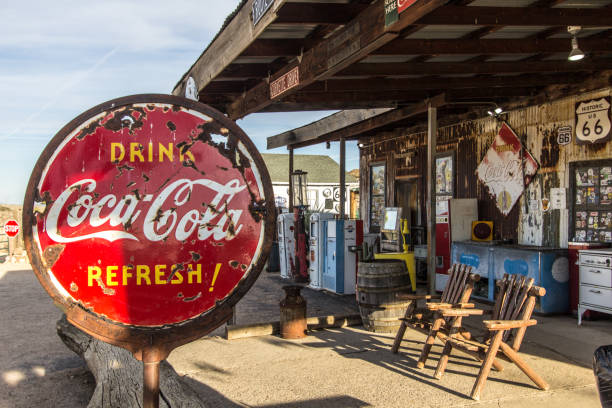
57, 315, 207, 408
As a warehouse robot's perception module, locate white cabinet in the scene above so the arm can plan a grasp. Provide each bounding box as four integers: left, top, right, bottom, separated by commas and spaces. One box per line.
578, 248, 612, 325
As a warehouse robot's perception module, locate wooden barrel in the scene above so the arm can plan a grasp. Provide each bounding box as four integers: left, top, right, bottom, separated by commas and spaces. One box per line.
357, 260, 412, 333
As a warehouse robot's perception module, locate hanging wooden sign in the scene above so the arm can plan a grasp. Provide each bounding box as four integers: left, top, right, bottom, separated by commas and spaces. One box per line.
575, 97, 611, 144
270, 66, 300, 99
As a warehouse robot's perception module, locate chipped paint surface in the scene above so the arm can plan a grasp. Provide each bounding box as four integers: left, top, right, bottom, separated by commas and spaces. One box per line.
360, 87, 612, 248
27, 97, 271, 327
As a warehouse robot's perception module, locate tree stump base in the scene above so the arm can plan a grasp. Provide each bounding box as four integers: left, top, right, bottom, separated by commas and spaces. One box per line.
56, 315, 207, 408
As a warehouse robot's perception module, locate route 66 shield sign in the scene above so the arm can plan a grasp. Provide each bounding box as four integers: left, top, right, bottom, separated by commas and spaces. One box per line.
575, 97, 611, 144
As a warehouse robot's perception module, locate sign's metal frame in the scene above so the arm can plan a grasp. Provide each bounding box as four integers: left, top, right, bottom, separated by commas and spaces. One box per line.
22, 94, 275, 406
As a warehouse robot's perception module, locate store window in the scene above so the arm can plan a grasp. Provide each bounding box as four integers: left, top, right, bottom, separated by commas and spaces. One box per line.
370, 163, 386, 231
570, 160, 612, 243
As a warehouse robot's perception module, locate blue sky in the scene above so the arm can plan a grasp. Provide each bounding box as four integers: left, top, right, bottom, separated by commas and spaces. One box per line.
0, 1, 359, 204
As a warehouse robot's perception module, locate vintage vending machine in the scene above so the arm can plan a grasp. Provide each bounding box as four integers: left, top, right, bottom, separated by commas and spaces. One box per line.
308, 212, 335, 289
435, 198, 478, 291
277, 212, 295, 279
322, 219, 363, 295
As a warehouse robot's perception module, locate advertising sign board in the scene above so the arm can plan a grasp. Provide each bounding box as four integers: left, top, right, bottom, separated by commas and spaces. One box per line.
23, 94, 274, 357
476, 123, 539, 216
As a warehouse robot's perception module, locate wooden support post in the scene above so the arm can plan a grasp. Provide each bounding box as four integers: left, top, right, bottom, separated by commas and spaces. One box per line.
426, 104, 437, 295
340, 138, 346, 219
289, 147, 294, 212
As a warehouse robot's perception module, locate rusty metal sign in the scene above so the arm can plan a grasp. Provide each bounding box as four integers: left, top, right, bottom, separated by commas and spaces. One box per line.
23, 94, 274, 356
476, 122, 539, 216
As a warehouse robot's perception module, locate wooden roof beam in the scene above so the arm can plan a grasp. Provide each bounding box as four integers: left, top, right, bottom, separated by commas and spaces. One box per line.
274, 2, 368, 25
337, 59, 612, 76
173, 0, 289, 97
241, 39, 303, 57
277, 86, 540, 106
267, 108, 394, 149
288, 93, 447, 148
417, 6, 612, 27
226, 0, 452, 119
374, 38, 612, 55
305, 73, 587, 93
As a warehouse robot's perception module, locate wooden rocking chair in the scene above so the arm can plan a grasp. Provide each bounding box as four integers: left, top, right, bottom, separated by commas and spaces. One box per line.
391, 263, 480, 353
417, 273, 549, 400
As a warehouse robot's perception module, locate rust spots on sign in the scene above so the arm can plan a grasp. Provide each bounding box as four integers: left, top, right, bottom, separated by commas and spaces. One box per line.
190, 251, 201, 262
75, 106, 147, 140
166, 121, 176, 131
43, 244, 65, 268
229, 260, 239, 269
183, 292, 201, 302
115, 163, 135, 178
167, 263, 184, 283
33, 190, 53, 218
96, 278, 116, 296
240, 264, 248, 271
70, 282, 78, 293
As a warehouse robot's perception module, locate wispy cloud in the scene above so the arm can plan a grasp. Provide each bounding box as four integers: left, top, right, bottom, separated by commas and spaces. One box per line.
2, 47, 118, 141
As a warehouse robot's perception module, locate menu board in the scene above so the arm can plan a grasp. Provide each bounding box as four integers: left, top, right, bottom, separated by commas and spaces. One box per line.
574, 165, 612, 242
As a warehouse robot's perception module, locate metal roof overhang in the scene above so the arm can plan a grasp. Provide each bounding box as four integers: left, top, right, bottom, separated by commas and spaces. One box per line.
173, 0, 612, 150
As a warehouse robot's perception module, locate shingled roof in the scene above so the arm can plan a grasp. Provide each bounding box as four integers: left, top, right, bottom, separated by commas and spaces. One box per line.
261, 153, 358, 184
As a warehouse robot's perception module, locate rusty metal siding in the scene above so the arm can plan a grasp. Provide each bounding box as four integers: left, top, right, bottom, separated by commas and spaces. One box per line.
360, 87, 612, 248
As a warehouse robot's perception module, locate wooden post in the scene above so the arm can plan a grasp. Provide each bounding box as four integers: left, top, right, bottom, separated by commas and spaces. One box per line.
289, 147, 294, 212
340, 138, 346, 219
427, 104, 437, 295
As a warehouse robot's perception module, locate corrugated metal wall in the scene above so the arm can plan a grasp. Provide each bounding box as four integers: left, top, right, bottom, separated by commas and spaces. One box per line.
360, 87, 612, 248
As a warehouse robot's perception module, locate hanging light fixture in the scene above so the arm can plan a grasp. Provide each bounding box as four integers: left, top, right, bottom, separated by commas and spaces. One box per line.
567, 26, 585, 62
487, 106, 504, 117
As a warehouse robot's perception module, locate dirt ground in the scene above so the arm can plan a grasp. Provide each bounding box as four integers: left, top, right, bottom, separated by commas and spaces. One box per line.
1, 260, 609, 407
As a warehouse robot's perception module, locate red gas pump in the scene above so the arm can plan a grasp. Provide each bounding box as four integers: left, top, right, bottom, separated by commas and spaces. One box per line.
291, 171, 309, 282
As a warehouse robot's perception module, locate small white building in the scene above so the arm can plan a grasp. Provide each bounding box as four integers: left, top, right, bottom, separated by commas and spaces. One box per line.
261, 153, 359, 216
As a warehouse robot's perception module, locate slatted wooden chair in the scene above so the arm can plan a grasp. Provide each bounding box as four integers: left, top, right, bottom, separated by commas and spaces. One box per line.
417, 273, 549, 401
391, 263, 480, 354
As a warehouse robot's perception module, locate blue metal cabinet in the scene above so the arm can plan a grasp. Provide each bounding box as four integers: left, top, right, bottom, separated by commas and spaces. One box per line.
452, 242, 569, 314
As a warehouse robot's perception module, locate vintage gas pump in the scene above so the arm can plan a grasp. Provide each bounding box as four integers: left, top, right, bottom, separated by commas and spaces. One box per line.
291, 170, 309, 282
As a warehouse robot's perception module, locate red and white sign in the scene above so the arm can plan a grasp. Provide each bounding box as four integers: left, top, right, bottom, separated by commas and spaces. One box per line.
270, 66, 299, 99
4, 220, 19, 237
26, 96, 272, 327
476, 123, 539, 216
397, 0, 418, 13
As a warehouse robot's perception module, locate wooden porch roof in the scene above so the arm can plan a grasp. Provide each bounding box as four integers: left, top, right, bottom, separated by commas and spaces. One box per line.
173, 0, 612, 148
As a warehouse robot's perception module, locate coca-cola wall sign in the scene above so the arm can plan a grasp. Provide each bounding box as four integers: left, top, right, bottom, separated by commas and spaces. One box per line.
24, 95, 274, 330
476, 123, 539, 216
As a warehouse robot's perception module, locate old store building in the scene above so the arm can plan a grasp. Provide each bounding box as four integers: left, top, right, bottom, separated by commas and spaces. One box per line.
175, 0, 612, 301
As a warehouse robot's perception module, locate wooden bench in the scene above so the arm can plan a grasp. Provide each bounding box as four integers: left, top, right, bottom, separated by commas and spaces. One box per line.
417, 273, 549, 400
391, 263, 479, 353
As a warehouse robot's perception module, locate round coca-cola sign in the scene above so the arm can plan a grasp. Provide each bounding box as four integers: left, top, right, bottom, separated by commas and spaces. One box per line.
24, 95, 274, 331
